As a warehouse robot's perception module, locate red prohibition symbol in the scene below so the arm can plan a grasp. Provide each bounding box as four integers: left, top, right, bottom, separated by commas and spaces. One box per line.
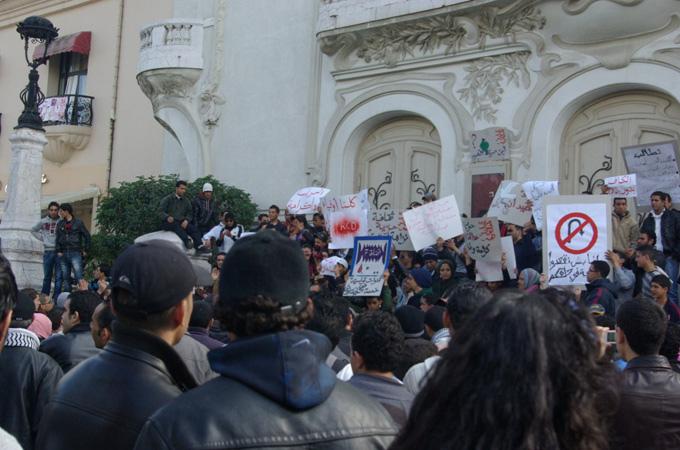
554, 212, 598, 255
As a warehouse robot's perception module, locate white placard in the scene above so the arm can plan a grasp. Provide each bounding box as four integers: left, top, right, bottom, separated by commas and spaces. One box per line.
544, 196, 611, 286
522, 181, 559, 231
402, 195, 464, 251
286, 187, 331, 214
501, 236, 517, 279
368, 209, 413, 251
604, 174, 637, 198
622, 141, 680, 207
487, 180, 533, 226
329, 209, 368, 249
462, 217, 502, 261
475, 260, 504, 282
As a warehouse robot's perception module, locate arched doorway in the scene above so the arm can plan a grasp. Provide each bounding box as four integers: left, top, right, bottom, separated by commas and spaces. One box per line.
560, 91, 680, 195
356, 117, 441, 210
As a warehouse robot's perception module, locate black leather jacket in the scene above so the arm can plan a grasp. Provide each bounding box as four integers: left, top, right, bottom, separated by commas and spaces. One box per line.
610, 355, 680, 450
36, 322, 197, 450
641, 211, 680, 259
134, 330, 398, 449
39, 323, 100, 373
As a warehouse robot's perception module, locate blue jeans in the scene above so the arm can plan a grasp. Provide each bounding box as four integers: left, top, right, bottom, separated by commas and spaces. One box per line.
41, 250, 63, 296
60, 251, 84, 292
666, 256, 679, 304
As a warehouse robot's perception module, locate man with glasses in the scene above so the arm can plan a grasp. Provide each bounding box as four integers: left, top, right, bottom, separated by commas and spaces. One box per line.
33, 202, 63, 297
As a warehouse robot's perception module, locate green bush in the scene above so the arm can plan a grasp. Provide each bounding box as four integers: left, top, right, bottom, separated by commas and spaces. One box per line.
90, 174, 257, 265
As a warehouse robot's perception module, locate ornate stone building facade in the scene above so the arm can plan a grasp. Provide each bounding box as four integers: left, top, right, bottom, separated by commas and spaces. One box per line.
138, 0, 680, 214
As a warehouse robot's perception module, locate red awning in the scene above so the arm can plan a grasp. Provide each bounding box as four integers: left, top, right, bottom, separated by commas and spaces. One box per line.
33, 31, 91, 60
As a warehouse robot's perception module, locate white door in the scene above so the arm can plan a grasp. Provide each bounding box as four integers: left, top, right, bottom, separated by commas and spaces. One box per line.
357, 117, 441, 210
561, 91, 680, 195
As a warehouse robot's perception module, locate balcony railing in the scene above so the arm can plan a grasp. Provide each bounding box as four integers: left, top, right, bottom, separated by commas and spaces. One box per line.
39, 94, 94, 126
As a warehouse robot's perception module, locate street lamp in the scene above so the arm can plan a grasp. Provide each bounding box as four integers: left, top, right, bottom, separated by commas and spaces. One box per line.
15, 16, 58, 131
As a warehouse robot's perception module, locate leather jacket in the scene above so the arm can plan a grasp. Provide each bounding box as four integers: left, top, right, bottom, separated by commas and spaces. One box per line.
610, 355, 680, 450
0, 329, 63, 450
641, 211, 680, 259
36, 321, 197, 450
134, 330, 398, 449
39, 323, 100, 373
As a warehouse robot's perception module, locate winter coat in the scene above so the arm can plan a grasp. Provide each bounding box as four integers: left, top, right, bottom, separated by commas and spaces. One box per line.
642, 210, 680, 259
55, 218, 90, 253
581, 278, 618, 317
612, 211, 639, 253
159, 194, 193, 223
39, 324, 99, 373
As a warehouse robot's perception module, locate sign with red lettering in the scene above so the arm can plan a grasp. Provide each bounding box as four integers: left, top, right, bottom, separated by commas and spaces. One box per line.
286, 187, 331, 214
329, 209, 368, 249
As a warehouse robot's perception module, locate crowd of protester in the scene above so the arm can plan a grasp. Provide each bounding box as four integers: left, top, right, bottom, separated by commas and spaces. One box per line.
0, 185, 678, 449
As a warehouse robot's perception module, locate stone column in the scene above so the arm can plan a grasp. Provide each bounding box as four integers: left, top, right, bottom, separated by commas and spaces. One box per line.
0, 128, 47, 289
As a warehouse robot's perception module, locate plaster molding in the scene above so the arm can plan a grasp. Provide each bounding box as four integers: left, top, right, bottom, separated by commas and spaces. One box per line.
561, 0, 644, 15
552, 14, 680, 69
44, 125, 91, 165
198, 0, 227, 131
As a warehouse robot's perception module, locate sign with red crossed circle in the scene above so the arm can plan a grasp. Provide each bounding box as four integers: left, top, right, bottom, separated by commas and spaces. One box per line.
554, 212, 598, 255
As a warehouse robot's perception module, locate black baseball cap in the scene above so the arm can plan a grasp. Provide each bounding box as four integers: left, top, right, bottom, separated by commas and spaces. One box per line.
111, 240, 197, 317
12, 291, 35, 322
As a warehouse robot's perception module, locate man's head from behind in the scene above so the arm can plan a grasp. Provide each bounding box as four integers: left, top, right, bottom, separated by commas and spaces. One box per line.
306, 294, 351, 348
62, 290, 100, 333
616, 298, 667, 361
91, 301, 115, 349
11, 291, 35, 329
189, 300, 214, 331
217, 232, 311, 338
110, 240, 197, 344
0, 256, 17, 351
445, 283, 493, 333
351, 311, 405, 375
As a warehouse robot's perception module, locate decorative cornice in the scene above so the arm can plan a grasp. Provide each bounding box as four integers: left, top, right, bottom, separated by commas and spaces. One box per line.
319, 0, 545, 70
561, 0, 643, 15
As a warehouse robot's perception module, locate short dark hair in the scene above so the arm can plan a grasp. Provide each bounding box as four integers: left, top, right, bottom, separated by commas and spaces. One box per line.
651, 274, 671, 290
189, 300, 214, 328
352, 311, 405, 373
59, 203, 73, 215
613, 197, 627, 204
660, 322, 680, 364
176, 180, 187, 188
636, 245, 656, 259
0, 256, 18, 321
640, 230, 657, 244
19, 288, 39, 301
97, 264, 111, 277
47, 201, 60, 209
445, 283, 493, 330
616, 298, 667, 356
313, 212, 324, 220
67, 291, 100, 324
46, 307, 64, 331
269, 205, 280, 214
95, 302, 115, 331
306, 295, 350, 348
216, 252, 227, 259
257, 213, 268, 221
590, 260, 610, 279
651, 191, 667, 201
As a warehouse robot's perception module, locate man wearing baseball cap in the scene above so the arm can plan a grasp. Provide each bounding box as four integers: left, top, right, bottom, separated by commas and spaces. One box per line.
135, 232, 397, 449
36, 241, 198, 450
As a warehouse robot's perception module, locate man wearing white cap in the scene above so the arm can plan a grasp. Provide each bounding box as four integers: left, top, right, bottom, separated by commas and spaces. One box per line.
191, 183, 219, 252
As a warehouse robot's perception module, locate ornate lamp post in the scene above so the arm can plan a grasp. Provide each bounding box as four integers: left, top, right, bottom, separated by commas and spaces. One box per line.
0, 16, 59, 288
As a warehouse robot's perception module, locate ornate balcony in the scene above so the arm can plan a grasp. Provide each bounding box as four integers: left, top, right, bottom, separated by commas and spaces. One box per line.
39, 94, 93, 165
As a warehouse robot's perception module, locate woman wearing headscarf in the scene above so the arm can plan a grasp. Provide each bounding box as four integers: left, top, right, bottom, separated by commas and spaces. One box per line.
517, 268, 541, 293
431, 260, 457, 300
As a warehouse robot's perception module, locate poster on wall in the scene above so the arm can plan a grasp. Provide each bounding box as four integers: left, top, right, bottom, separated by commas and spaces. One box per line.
486, 180, 533, 226
470, 127, 510, 162
368, 209, 413, 251
622, 140, 680, 207
402, 195, 464, 251
543, 195, 611, 286
343, 236, 392, 297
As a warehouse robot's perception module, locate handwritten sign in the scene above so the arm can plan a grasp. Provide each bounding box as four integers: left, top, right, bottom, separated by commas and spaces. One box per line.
544, 196, 610, 286
329, 209, 368, 249
462, 217, 502, 261
321, 190, 369, 215
368, 209, 413, 251
402, 195, 464, 251
604, 174, 637, 198
286, 187, 331, 214
470, 127, 509, 162
622, 141, 680, 207
475, 260, 504, 282
343, 236, 392, 297
486, 181, 533, 226
522, 181, 559, 231
501, 236, 517, 279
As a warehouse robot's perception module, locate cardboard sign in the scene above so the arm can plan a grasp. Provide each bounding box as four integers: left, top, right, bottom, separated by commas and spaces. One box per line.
343, 236, 392, 297
402, 195, 464, 251
462, 217, 502, 261
286, 187, 330, 214
622, 140, 680, 207
543, 195, 611, 286
501, 236, 517, 279
470, 127, 509, 162
486, 181, 533, 226
329, 209, 368, 249
475, 260, 504, 282
522, 181, 559, 231
604, 174, 637, 198
368, 209, 413, 251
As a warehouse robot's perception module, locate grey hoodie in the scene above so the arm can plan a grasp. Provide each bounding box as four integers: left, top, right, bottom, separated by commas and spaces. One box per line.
32, 216, 59, 251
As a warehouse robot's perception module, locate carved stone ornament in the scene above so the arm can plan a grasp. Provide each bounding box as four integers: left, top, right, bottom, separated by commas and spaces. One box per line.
44, 125, 91, 165
561, 0, 643, 15
319, 0, 546, 69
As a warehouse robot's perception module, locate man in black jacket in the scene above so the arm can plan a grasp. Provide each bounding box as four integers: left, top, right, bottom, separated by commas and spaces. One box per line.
641, 191, 680, 303
581, 260, 618, 317
36, 240, 198, 450
0, 292, 62, 450
134, 232, 397, 449
159, 180, 194, 249
55, 203, 90, 290
610, 298, 680, 450
39, 291, 100, 373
